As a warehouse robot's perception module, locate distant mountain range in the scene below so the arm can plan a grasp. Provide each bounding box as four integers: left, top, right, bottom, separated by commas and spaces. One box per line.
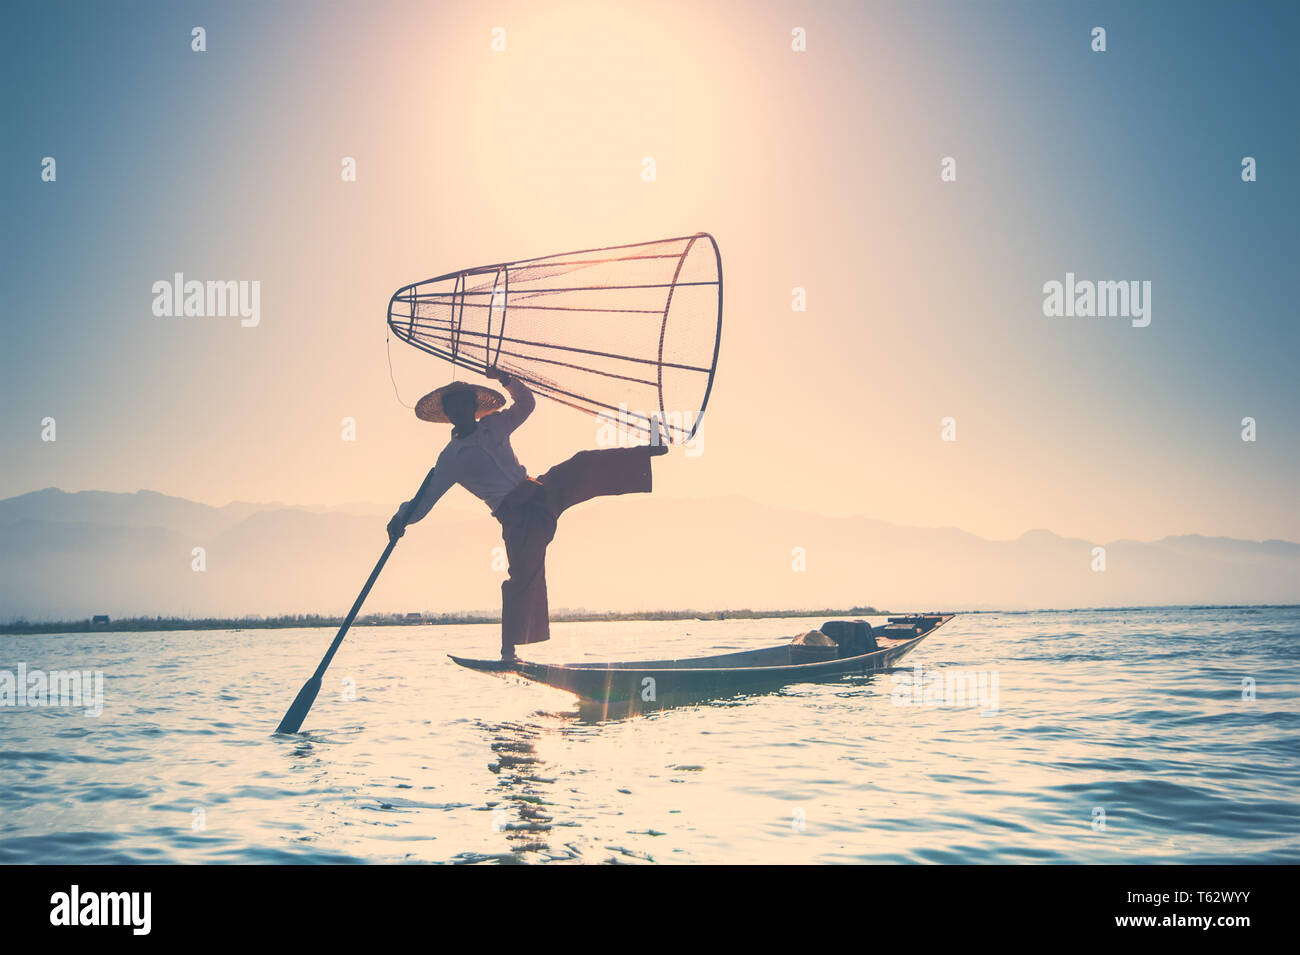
0, 488, 1295, 620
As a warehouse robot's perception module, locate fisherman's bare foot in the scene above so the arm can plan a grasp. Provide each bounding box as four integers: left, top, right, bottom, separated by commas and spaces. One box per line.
648, 414, 670, 456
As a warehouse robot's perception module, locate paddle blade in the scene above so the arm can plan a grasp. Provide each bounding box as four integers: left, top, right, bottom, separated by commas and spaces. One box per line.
275, 676, 322, 735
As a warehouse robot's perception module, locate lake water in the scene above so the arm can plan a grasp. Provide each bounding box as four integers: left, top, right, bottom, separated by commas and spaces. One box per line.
1, 607, 1297, 864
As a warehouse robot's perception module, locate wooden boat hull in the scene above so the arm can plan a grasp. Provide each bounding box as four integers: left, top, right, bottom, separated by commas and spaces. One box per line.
450, 614, 952, 705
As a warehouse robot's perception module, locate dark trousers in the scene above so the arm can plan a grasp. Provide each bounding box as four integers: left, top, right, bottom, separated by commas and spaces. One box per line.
494, 446, 653, 653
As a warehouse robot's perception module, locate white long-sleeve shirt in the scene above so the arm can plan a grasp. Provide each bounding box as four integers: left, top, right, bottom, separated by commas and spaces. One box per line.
414, 378, 536, 514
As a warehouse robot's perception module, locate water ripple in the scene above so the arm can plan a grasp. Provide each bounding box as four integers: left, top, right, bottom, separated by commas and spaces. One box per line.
0, 607, 1296, 863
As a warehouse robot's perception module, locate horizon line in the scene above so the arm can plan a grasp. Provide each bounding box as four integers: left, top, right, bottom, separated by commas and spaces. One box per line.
4, 603, 1299, 633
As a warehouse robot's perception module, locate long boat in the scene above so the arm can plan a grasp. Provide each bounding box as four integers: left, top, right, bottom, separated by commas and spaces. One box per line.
450, 613, 952, 706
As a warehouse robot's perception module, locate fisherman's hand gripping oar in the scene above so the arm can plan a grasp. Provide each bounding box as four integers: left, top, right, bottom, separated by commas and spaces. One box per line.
274, 468, 436, 735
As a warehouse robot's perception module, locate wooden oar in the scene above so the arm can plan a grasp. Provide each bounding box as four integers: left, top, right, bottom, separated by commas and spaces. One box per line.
274, 472, 433, 735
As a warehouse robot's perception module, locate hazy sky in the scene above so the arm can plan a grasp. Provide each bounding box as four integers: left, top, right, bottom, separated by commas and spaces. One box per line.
3, 0, 1296, 543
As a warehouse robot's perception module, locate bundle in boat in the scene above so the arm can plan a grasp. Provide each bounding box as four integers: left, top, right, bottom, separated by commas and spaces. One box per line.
788, 620, 879, 663
789, 629, 838, 663
387, 233, 722, 445
820, 619, 879, 655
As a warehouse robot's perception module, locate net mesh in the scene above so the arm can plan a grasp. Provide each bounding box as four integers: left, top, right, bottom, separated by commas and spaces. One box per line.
387, 233, 722, 444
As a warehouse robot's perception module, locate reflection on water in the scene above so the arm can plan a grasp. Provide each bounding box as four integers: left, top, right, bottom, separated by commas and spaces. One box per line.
482, 720, 563, 861
0, 608, 1297, 864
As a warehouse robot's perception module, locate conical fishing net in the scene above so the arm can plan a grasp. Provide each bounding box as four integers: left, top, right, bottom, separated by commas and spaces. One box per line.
387, 233, 722, 444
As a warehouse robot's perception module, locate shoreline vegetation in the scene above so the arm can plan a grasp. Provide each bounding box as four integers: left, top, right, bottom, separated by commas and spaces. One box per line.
0, 604, 1293, 636
0, 606, 887, 636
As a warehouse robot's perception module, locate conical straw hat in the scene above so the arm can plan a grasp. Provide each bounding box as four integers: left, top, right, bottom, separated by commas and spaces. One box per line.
414, 382, 506, 423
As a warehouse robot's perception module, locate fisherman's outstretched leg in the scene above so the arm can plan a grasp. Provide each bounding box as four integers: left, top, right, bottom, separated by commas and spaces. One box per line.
495, 432, 661, 659
538, 445, 655, 516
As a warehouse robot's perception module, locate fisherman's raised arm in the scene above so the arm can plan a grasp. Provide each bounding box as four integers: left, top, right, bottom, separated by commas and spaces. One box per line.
485, 367, 534, 433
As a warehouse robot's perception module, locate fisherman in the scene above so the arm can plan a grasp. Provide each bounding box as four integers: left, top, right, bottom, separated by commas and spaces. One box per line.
388, 368, 667, 661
